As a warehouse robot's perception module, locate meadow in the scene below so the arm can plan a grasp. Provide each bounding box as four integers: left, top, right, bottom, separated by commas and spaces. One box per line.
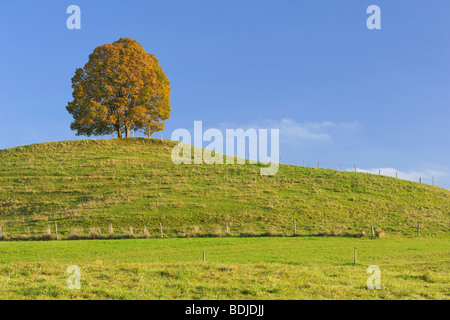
0, 237, 448, 299
0, 138, 448, 239
0, 138, 448, 300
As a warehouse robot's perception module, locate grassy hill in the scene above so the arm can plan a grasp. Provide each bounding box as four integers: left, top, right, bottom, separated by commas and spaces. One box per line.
0, 138, 448, 239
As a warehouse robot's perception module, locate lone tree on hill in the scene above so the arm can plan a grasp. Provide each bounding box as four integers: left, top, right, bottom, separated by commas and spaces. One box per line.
66, 38, 170, 138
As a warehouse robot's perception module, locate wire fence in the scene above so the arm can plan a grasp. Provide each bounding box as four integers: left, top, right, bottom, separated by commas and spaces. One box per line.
279, 157, 450, 190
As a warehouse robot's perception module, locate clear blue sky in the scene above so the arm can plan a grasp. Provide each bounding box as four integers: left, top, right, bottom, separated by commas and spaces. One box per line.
0, 1, 449, 188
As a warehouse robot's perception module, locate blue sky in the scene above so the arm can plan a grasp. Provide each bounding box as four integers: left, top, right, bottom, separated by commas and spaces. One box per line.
0, 1, 449, 188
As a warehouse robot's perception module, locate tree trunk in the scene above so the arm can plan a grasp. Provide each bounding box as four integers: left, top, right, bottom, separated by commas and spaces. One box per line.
117, 127, 122, 139
125, 126, 130, 138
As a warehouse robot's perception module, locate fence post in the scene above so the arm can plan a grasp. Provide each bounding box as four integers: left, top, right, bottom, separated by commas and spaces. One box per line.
0, 226, 2, 240
293, 219, 297, 236
354, 164, 356, 172
419, 177, 422, 184
378, 169, 381, 175
55, 222, 59, 240
371, 225, 374, 237
226, 221, 229, 235
354, 246, 357, 264
317, 162, 320, 169
159, 222, 163, 238
417, 222, 420, 237
396, 172, 398, 179
203, 251, 206, 262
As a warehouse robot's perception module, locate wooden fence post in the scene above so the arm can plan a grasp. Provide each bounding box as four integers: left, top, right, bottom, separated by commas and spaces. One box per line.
293, 219, 297, 236
317, 162, 320, 169
378, 169, 381, 175
354, 246, 357, 264
160, 222, 164, 238
419, 177, 422, 184
371, 225, 374, 237
354, 164, 356, 172
0, 226, 2, 240
226, 221, 229, 235
396, 172, 398, 179
203, 251, 206, 262
55, 222, 59, 240
417, 222, 420, 237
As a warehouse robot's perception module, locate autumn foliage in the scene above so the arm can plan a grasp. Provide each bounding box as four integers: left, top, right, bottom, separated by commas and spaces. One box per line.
66, 38, 170, 138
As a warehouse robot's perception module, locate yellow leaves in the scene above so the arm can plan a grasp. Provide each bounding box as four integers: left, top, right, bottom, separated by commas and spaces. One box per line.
66, 38, 171, 138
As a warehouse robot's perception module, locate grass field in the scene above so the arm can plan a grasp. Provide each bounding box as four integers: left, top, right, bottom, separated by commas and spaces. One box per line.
0, 237, 448, 299
0, 139, 448, 299
0, 138, 448, 239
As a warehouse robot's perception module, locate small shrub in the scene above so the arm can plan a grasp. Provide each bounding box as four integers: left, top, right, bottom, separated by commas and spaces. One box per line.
88, 227, 103, 239
177, 228, 189, 238
42, 226, 54, 240
267, 228, 278, 237
375, 230, 386, 238
108, 224, 114, 237
318, 230, 341, 237
193, 226, 202, 237
240, 227, 255, 237
143, 227, 151, 238
69, 228, 84, 240
128, 226, 135, 238
331, 230, 341, 237
14, 234, 30, 241
213, 227, 222, 238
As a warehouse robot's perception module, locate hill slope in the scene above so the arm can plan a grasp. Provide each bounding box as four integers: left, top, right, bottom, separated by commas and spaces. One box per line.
0, 138, 448, 239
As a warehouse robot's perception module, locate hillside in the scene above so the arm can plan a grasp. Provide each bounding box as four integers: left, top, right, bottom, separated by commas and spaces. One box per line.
0, 138, 448, 239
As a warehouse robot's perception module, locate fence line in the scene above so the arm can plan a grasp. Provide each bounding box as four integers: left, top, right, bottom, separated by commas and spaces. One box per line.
278, 157, 450, 190
0, 220, 433, 241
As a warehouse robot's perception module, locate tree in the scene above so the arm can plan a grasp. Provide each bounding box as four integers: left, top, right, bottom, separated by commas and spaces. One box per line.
66, 38, 170, 138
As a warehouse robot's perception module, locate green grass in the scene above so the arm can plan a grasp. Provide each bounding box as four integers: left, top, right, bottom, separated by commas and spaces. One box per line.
0, 140, 448, 299
0, 237, 448, 299
0, 138, 449, 239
